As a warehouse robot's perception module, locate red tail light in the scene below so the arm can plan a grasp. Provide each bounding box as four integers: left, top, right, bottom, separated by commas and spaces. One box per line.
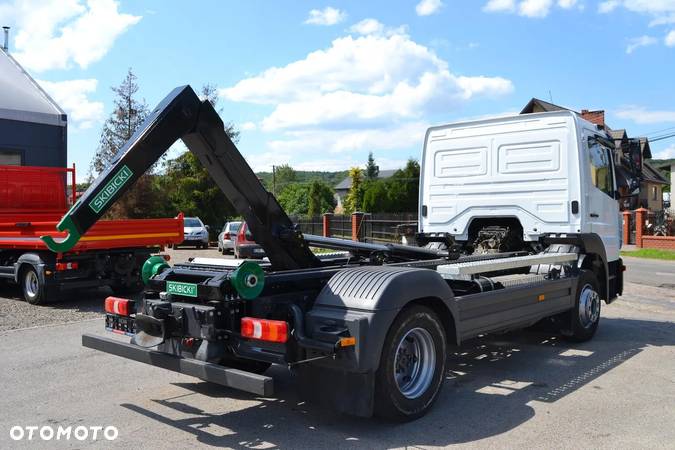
224, 232, 231, 240
105, 296, 135, 316
55, 261, 79, 271
240, 317, 288, 343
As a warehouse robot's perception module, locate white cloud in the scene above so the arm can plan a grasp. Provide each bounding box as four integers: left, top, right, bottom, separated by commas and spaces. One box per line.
666, 29, 675, 45
557, 0, 578, 9
349, 19, 385, 36
626, 35, 658, 53
221, 31, 513, 133
241, 121, 257, 131
615, 106, 675, 124
598, 1, 619, 13
304, 7, 346, 26
519, 0, 554, 17
483, 0, 578, 17
221, 26, 513, 160
38, 78, 104, 129
0, 0, 141, 73
416, 0, 444, 16
483, 0, 516, 12
599, 1, 675, 15
483, 0, 516, 13
652, 144, 675, 159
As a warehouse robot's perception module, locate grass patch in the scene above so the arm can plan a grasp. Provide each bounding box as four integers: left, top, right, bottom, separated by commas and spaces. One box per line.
621, 248, 675, 261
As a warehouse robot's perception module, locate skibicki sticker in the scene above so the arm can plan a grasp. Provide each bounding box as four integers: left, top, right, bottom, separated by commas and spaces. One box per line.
166, 281, 198, 297
89, 166, 133, 213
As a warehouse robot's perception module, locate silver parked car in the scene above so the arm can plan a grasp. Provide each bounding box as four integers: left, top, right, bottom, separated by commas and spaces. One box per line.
180, 217, 210, 249
217, 221, 242, 254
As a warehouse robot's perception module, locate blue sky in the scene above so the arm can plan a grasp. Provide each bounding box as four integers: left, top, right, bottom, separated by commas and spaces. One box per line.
2, 0, 675, 182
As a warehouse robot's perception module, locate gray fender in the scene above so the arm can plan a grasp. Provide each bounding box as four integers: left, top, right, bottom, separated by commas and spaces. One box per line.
14, 253, 47, 284
307, 265, 457, 372
544, 233, 611, 301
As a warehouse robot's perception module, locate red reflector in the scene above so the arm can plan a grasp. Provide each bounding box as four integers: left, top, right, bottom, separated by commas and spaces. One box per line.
240, 317, 288, 343
161, 254, 171, 261
620, 265, 626, 272
55, 261, 79, 271
104, 296, 134, 316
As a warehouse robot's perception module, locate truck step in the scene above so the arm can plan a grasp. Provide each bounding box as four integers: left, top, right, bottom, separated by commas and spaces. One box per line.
437, 252, 577, 279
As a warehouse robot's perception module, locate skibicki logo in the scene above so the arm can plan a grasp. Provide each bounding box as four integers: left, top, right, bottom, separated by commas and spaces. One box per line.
89, 166, 133, 213
166, 281, 198, 297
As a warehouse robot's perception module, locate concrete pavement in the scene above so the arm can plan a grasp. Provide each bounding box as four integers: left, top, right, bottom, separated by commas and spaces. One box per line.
1, 281, 674, 449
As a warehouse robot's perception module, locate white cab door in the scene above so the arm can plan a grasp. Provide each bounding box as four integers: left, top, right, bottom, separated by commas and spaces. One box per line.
585, 137, 621, 261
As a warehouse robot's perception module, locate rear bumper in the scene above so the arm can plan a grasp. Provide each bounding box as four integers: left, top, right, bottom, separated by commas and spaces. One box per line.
236, 244, 265, 259
81, 333, 274, 396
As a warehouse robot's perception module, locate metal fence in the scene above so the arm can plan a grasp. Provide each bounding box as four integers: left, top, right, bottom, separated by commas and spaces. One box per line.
293, 213, 418, 244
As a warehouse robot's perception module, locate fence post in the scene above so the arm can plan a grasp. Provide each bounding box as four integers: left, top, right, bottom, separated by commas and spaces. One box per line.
622, 210, 631, 245
635, 207, 647, 248
352, 212, 365, 241
322, 213, 332, 237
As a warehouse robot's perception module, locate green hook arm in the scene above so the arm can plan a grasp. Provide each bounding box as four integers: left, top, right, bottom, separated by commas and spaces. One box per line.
40, 215, 82, 253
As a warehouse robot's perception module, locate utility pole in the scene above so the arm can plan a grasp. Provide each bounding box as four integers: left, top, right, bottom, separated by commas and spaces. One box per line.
272, 165, 276, 196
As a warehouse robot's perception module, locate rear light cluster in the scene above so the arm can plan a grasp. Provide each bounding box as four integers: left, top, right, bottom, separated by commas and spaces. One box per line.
104, 296, 135, 316
240, 317, 288, 343
55, 261, 79, 271
224, 232, 231, 240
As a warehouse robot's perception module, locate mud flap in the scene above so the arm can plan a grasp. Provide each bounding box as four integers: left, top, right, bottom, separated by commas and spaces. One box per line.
295, 364, 375, 417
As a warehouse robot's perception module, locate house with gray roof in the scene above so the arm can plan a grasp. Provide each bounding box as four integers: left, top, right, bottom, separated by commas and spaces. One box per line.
0, 31, 67, 167
334, 169, 397, 211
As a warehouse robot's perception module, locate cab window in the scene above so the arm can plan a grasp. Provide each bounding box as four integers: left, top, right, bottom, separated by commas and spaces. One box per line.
588, 139, 613, 197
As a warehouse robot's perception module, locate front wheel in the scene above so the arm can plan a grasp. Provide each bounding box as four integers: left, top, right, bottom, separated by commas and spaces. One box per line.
562, 270, 601, 342
374, 305, 447, 421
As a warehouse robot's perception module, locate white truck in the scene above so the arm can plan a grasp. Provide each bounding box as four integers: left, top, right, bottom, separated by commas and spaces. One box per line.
75, 88, 630, 421
418, 110, 628, 303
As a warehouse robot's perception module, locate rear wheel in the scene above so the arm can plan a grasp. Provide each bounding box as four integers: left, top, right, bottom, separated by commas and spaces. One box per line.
562, 270, 601, 342
374, 305, 446, 421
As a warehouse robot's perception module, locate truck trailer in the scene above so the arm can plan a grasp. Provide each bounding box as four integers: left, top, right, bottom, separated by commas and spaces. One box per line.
62, 86, 630, 420
0, 164, 183, 303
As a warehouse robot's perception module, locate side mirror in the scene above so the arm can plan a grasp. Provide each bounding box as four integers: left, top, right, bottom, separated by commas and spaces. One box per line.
205, 225, 210, 231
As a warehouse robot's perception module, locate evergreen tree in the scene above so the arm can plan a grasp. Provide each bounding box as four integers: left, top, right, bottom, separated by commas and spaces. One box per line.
365, 151, 379, 180
89, 69, 170, 218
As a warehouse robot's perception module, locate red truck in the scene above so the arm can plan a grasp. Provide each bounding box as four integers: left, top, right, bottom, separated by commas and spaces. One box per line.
0, 164, 183, 304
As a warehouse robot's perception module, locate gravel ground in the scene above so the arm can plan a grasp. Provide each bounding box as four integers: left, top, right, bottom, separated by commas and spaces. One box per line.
0, 246, 229, 332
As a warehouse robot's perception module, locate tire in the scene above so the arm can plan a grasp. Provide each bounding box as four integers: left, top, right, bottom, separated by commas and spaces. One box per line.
374, 305, 447, 421
562, 270, 601, 342
21, 266, 53, 305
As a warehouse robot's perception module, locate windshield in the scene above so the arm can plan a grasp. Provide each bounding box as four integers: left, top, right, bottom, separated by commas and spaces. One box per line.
229, 222, 241, 231
184, 218, 202, 227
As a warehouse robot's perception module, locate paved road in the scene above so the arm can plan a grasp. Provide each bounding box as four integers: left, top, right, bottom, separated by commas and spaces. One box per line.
0, 249, 674, 449
623, 256, 675, 289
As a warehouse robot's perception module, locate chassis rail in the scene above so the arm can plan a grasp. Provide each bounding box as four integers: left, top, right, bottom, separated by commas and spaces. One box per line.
82, 333, 274, 396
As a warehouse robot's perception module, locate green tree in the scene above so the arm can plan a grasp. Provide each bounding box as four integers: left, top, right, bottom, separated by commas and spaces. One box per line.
159, 151, 237, 231
274, 164, 297, 193
362, 180, 390, 213
91, 68, 149, 175
308, 179, 336, 216
365, 151, 379, 180
276, 183, 309, 216
386, 158, 420, 212
89, 68, 169, 218
344, 167, 364, 214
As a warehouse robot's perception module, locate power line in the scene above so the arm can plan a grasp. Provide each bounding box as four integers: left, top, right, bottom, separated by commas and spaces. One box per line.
648, 131, 675, 143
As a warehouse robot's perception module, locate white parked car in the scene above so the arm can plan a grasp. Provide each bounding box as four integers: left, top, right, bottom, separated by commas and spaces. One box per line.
180, 217, 210, 249
217, 221, 242, 254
